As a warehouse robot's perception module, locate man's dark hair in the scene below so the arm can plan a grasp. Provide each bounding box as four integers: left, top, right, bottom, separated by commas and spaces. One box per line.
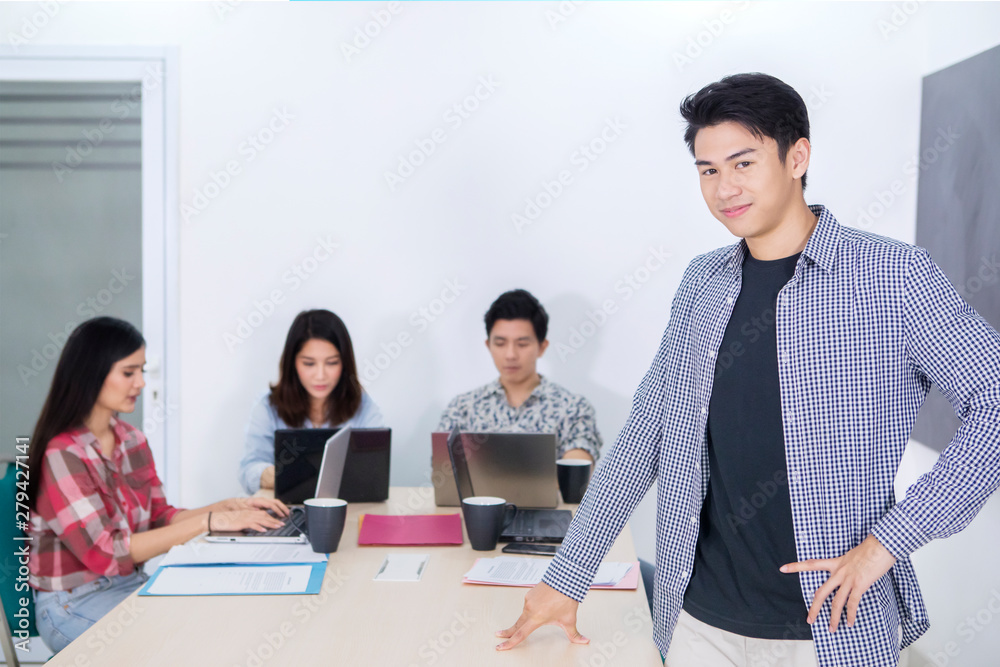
484, 289, 548, 342
679, 73, 810, 190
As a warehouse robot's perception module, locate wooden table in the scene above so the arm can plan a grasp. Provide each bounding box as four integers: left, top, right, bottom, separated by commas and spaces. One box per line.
48, 487, 662, 666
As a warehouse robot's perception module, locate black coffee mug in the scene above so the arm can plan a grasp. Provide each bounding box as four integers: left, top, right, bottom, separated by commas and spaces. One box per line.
461, 496, 516, 551
304, 498, 347, 553
557, 459, 592, 504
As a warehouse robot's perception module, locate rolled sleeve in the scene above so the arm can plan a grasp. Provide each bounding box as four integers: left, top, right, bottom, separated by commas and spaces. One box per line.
239, 394, 278, 494
557, 396, 602, 461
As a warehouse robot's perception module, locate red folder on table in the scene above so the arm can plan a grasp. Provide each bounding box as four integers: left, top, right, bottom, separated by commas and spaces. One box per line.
357, 513, 463, 546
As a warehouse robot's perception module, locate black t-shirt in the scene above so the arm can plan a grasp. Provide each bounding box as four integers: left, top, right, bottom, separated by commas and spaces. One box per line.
682, 250, 813, 641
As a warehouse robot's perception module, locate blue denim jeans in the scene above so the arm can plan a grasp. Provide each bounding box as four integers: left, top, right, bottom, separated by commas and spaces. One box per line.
34, 570, 148, 653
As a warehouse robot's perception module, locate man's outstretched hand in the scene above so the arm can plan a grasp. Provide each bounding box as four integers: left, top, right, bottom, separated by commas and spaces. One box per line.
495, 581, 590, 651
780, 534, 897, 633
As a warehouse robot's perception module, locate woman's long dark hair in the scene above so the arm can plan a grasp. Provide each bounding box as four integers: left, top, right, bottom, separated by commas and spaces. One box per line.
269, 310, 362, 428
27, 317, 145, 508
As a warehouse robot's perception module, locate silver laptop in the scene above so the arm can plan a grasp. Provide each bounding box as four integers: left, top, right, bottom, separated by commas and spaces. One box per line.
206, 428, 352, 543
431, 431, 560, 508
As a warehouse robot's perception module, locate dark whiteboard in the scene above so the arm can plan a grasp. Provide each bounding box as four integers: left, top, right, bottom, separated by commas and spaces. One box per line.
912, 43, 1000, 452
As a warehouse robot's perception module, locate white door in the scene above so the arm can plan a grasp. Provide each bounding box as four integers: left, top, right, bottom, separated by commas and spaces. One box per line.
0, 46, 179, 498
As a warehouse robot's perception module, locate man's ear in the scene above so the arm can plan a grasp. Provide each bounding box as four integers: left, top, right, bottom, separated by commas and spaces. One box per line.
789, 137, 811, 181
537, 339, 549, 357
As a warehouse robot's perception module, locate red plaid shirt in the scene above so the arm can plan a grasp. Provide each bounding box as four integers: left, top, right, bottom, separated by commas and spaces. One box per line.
28, 418, 180, 591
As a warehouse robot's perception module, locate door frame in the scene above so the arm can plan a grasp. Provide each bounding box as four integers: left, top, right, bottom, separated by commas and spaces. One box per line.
0, 45, 181, 500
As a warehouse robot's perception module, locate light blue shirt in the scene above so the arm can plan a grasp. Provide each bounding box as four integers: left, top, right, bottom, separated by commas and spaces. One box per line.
238, 390, 386, 494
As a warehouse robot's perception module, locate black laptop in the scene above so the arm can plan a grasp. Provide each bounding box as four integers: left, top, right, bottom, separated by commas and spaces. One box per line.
446, 426, 571, 543
274, 427, 391, 504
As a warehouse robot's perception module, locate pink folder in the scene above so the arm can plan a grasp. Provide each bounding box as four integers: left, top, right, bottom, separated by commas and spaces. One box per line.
462, 560, 641, 590
357, 513, 463, 546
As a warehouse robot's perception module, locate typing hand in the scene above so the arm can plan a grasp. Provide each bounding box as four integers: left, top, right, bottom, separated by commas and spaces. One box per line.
212, 509, 286, 533
780, 534, 896, 632
495, 581, 589, 650
219, 496, 290, 517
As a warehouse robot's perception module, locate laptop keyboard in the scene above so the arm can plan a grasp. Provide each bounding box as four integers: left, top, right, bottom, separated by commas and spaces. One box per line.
251, 506, 306, 537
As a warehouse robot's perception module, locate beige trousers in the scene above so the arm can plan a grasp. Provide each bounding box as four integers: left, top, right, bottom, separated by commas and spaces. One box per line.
665, 610, 821, 667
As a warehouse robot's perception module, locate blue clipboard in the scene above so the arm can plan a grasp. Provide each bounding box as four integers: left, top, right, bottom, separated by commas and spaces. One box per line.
139, 561, 328, 596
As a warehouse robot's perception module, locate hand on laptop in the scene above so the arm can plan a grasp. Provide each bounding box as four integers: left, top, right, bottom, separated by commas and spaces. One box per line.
495, 581, 589, 650
216, 496, 290, 517
211, 508, 287, 533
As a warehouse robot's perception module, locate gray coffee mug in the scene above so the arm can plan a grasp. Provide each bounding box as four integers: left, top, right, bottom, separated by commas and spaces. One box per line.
304, 498, 347, 553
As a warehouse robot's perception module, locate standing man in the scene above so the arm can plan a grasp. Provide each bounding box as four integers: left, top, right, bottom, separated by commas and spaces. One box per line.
437, 288, 601, 462
496, 73, 1000, 667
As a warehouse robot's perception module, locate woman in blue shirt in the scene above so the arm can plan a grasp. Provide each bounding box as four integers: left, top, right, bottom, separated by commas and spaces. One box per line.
238, 309, 385, 494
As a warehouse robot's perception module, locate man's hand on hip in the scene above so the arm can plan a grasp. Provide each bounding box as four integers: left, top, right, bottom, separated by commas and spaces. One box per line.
780, 534, 897, 632
495, 581, 589, 650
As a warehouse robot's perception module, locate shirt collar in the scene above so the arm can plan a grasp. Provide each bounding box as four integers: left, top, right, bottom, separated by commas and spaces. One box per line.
484, 375, 551, 402
75, 416, 132, 463
725, 204, 840, 275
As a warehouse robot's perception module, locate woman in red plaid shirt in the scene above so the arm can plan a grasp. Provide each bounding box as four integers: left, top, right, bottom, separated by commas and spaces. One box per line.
26, 317, 289, 652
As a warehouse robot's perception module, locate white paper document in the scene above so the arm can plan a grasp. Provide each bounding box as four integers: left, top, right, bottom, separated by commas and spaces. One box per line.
463, 557, 548, 585
592, 562, 633, 586
373, 554, 430, 582
160, 541, 327, 567
464, 557, 632, 587
147, 564, 314, 595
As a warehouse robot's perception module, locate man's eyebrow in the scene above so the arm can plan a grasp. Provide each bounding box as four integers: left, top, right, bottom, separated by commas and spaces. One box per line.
695, 147, 757, 166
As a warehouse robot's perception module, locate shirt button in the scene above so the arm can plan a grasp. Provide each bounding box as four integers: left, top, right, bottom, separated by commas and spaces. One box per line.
690, 516, 697, 524
707, 350, 715, 358
700, 407, 707, 415
726, 296, 733, 305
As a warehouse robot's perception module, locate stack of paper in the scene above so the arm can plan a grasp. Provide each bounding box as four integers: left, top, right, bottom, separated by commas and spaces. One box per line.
159, 541, 328, 567
462, 557, 639, 589
140, 540, 328, 597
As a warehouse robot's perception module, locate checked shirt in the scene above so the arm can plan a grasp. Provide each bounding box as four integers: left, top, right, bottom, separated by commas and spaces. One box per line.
542, 205, 1000, 666
29, 418, 180, 591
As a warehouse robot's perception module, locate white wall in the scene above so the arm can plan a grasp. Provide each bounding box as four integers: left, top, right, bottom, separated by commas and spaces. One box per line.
4, 2, 999, 664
